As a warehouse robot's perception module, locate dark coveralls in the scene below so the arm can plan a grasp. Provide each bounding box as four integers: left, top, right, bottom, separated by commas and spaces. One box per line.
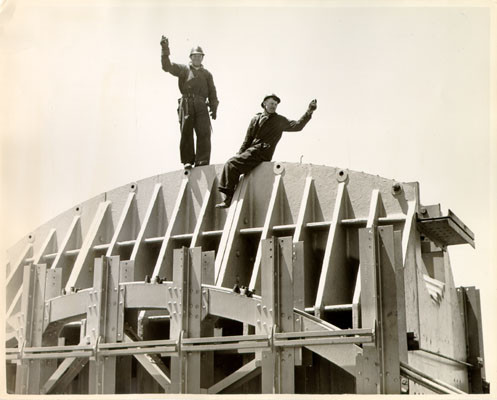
219, 111, 312, 196
161, 53, 219, 165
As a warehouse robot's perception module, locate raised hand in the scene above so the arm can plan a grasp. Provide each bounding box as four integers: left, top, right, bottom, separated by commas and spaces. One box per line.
308, 99, 317, 112
160, 35, 169, 48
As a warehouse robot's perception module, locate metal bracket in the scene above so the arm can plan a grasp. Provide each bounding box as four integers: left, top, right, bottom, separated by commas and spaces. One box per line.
43, 302, 51, 332
201, 288, 209, 320
273, 162, 285, 175
336, 168, 349, 182
417, 209, 475, 248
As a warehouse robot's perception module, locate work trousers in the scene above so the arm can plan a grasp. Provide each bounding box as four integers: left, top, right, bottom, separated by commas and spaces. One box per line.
179, 99, 211, 165
219, 147, 266, 196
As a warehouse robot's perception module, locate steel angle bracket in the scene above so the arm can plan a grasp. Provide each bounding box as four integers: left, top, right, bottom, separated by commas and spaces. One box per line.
116, 285, 126, 342
201, 288, 209, 320
417, 209, 474, 248
43, 301, 51, 332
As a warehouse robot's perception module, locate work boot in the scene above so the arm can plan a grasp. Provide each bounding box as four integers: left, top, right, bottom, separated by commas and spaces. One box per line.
184, 163, 193, 170
215, 194, 232, 208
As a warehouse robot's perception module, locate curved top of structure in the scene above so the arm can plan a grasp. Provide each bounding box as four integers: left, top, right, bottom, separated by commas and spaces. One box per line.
6, 162, 417, 261
4, 161, 484, 395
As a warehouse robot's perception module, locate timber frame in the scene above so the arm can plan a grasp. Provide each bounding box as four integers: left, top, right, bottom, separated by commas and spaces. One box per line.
4, 163, 487, 394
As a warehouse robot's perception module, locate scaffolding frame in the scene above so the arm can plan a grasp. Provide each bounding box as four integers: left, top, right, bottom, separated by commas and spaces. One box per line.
4, 163, 487, 394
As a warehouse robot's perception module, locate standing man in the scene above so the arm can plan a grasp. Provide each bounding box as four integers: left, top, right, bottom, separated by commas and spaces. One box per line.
160, 36, 219, 169
216, 94, 317, 208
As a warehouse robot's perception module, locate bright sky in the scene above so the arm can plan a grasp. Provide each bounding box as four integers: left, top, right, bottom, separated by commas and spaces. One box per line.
1, 0, 496, 390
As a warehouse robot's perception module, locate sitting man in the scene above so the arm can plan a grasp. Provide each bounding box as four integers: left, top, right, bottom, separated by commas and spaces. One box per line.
216, 94, 317, 208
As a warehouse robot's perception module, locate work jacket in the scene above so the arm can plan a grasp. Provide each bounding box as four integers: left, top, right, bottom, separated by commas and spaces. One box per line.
239, 111, 313, 160
161, 52, 219, 113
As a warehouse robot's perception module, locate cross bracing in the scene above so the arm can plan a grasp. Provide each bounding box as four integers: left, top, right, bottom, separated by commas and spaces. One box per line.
4, 162, 486, 394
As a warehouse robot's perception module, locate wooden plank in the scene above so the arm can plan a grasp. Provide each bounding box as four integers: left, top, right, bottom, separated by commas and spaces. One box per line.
33, 229, 57, 264
207, 359, 260, 394
215, 175, 250, 287
401, 200, 417, 265
200, 251, 215, 389
124, 334, 171, 392
315, 182, 347, 313
298, 312, 361, 375
292, 177, 314, 364
366, 189, 382, 228
169, 247, 188, 393
293, 176, 313, 243
249, 174, 282, 291
352, 269, 361, 329
378, 226, 401, 394
463, 287, 486, 393
51, 216, 81, 286
277, 237, 295, 393
65, 201, 111, 291
41, 357, 89, 394
6, 243, 32, 306
87, 256, 120, 394
394, 230, 409, 365
185, 247, 202, 393
259, 238, 276, 393
356, 227, 381, 393
153, 178, 188, 279
15, 264, 38, 393
130, 183, 162, 279
190, 178, 216, 248
292, 241, 305, 366
6, 285, 22, 331
106, 192, 136, 257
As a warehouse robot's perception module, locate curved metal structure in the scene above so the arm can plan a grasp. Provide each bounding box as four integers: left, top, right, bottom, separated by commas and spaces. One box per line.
4, 162, 487, 394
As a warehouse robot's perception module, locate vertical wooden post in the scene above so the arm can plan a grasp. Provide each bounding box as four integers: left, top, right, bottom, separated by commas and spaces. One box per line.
356, 227, 382, 394
377, 226, 402, 393
15, 263, 48, 394
356, 226, 403, 394
170, 246, 212, 394
259, 238, 277, 393
460, 287, 486, 393
277, 237, 296, 394
40, 267, 62, 390
185, 247, 202, 393
259, 237, 296, 394
169, 247, 188, 393
200, 251, 215, 390
87, 256, 122, 394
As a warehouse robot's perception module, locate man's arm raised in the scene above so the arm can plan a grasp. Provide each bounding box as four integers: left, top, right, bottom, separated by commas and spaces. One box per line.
160, 35, 185, 77
283, 99, 317, 132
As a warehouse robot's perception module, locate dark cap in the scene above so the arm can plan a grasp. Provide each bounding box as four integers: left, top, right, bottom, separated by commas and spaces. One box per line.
261, 94, 281, 108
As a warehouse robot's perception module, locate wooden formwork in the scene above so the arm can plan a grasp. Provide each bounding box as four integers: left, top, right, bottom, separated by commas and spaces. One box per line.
4, 162, 487, 394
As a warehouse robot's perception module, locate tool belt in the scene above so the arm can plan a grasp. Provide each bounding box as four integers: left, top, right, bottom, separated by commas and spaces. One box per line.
253, 141, 271, 149
177, 94, 208, 130
181, 93, 206, 101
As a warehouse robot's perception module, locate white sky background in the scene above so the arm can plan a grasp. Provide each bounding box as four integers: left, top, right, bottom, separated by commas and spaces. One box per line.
0, 0, 496, 391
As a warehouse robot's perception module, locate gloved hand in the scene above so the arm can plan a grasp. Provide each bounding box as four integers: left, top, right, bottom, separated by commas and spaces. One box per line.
160, 35, 170, 55
307, 99, 317, 113
210, 109, 217, 120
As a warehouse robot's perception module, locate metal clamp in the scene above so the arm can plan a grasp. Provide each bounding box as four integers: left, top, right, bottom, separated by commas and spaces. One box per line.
91, 335, 101, 361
